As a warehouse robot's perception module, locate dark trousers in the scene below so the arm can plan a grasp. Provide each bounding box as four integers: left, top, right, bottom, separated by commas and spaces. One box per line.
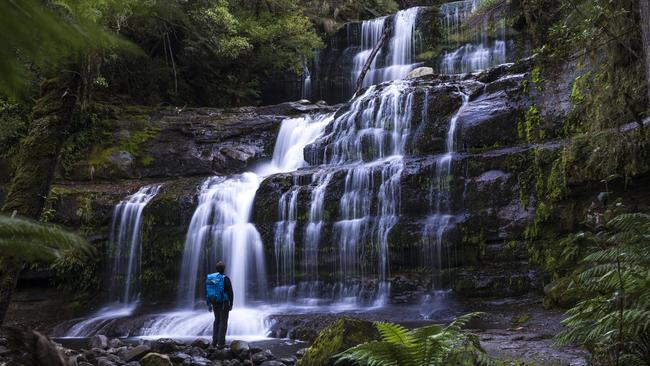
212, 303, 230, 346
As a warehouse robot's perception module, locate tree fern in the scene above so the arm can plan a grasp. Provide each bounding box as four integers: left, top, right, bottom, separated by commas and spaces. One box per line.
0, 214, 93, 263
335, 313, 493, 366
556, 213, 650, 365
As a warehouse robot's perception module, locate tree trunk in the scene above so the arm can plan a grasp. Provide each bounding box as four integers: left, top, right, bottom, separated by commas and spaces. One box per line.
2, 71, 80, 219
355, 24, 391, 95
0, 260, 23, 325
0, 71, 80, 325
640, 0, 650, 103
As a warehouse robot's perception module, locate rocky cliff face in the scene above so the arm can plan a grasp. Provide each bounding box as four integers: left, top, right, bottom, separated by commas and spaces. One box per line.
43, 58, 610, 304
61, 101, 331, 182
254, 60, 563, 301
44, 101, 334, 301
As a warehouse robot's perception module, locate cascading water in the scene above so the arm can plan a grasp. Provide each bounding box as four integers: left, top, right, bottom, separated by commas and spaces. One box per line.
273, 184, 301, 302
110, 185, 162, 305
422, 89, 469, 284
301, 171, 334, 301
439, 0, 508, 74
140, 113, 333, 339
297, 82, 415, 306
177, 173, 268, 308
351, 16, 387, 88
66, 185, 161, 337
352, 7, 421, 89
302, 64, 311, 100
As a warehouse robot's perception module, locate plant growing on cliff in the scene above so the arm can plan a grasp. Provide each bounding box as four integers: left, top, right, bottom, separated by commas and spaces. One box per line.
335, 313, 495, 366
0, 214, 94, 323
557, 213, 650, 365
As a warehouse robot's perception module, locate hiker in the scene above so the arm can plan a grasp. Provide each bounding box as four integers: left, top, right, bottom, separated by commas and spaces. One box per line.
205, 261, 234, 348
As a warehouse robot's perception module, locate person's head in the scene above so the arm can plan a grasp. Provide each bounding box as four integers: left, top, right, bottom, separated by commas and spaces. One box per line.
215, 261, 226, 274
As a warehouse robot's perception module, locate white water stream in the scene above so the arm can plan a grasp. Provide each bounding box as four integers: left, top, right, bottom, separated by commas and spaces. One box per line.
140, 114, 334, 339
66, 185, 161, 337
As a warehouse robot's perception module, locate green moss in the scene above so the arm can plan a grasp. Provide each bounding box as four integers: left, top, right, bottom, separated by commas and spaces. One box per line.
415, 50, 435, 62
511, 314, 531, 325
299, 317, 379, 366
140, 155, 155, 167
531, 66, 544, 87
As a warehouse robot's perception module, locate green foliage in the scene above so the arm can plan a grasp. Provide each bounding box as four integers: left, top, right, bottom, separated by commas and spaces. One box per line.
556, 213, 650, 365
534, 0, 646, 129
335, 313, 496, 366
50, 249, 101, 295
511, 314, 530, 325
513, 0, 649, 253
105, 0, 322, 106
299, 0, 398, 30
0, 0, 134, 98
0, 214, 94, 264
0, 97, 29, 169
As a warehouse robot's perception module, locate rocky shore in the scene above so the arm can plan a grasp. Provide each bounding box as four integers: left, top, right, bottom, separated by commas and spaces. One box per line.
0, 335, 301, 366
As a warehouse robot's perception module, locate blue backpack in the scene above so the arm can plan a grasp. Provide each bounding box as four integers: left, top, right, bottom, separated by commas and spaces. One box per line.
206, 273, 229, 303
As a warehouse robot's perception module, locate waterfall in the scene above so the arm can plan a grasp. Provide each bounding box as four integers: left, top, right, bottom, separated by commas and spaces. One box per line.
65, 185, 160, 337
273, 185, 301, 302
177, 173, 267, 308
302, 64, 311, 100
351, 16, 387, 88
301, 171, 334, 300
439, 0, 508, 74
178, 114, 332, 307
311, 82, 414, 305
351, 8, 422, 90
422, 90, 469, 284
136, 113, 333, 339
108, 185, 162, 305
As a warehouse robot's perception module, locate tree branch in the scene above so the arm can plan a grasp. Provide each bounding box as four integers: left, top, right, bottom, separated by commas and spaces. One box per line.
355, 23, 392, 95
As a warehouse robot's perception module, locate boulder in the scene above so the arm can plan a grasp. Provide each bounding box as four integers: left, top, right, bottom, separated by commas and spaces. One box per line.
123, 345, 151, 362
190, 347, 207, 358
170, 352, 191, 363
295, 349, 306, 359
151, 338, 179, 354
184, 355, 211, 366
90, 335, 109, 349
299, 318, 379, 366
407, 67, 434, 79
280, 357, 296, 365
140, 353, 173, 366
108, 338, 124, 349
259, 361, 285, 366
209, 347, 234, 361
229, 341, 250, 355
251, 349, 274, 364
95, 357, 118, 366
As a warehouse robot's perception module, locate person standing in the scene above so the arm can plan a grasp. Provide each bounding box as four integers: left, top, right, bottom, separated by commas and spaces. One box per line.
205, 261, 234, 348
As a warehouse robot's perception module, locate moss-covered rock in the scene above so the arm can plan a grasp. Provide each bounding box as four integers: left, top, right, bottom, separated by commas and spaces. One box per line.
299, 317, 379, 366
140, 177, 202, 301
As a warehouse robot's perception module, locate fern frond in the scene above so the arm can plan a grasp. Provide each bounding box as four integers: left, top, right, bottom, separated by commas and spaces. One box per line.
0, 215, 93, 263
445, 312, 482, 333
335, 341, 407, 366
608, 213, 650, 233
375, 322, 416, 347
408, 324, 443, 340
